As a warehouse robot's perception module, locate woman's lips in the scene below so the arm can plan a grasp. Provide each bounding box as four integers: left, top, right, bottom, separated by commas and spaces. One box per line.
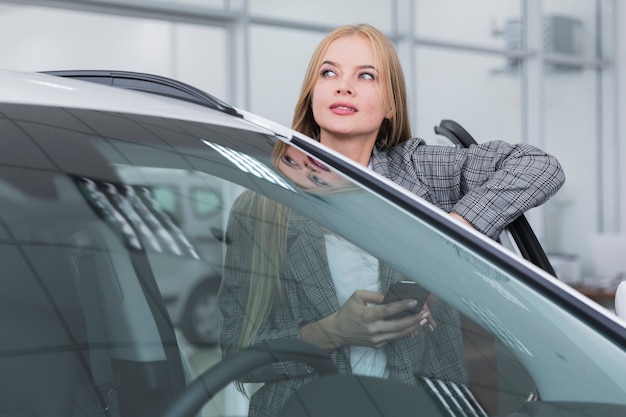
330, 102, 357, 114
308, 156, 330, 171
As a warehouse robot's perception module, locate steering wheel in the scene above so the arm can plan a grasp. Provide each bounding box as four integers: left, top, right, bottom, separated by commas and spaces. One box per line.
161, 339, 338, 417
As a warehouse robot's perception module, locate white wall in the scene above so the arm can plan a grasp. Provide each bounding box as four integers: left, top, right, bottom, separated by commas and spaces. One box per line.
0, 4, 228, 101
0, 0, 620, 277
618, 2, 626, 234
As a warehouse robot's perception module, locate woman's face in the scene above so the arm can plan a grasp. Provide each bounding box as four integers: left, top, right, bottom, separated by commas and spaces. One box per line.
277, 146, 348, 190
311, 34, 391, 146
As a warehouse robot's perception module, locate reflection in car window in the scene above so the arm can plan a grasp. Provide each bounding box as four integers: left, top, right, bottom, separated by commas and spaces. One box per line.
218, 187, 471, 416
217, 143, 477, 416
274, 142, 354, 191
0, 168, 187, 417
191, 187, 221, 217
1, 104, 625, 417
152, 186, 179, 218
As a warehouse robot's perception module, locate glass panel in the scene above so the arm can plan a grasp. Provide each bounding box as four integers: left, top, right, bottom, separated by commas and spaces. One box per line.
248, 0, 392, 33
191, 187, 222, 217
2, 102, 624, 417
415, 0, 522, 48
543, 67, 598, 277
0, 105, 241, 417
214, 143, 626, 416
152, 186, 180, 217
544, 0, 598, 61
0, 170, 186, 417
415, 47, 522, 144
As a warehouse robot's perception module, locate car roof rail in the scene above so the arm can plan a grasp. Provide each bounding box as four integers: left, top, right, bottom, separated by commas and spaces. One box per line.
41, 70, 241, 118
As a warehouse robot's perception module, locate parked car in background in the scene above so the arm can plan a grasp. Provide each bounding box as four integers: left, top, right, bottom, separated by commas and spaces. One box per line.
1, 69, 625, 417
116, 166, 226, 346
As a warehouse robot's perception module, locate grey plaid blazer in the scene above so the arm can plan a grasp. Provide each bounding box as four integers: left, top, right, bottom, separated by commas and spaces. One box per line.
371, 138, 564, 240
218, 138, 564, 417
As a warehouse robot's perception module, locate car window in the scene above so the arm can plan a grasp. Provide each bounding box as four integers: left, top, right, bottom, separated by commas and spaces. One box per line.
191, 187, 222, 218
139, 184, 221, 222
152, 185, 179, 217
1, 103, 625, 417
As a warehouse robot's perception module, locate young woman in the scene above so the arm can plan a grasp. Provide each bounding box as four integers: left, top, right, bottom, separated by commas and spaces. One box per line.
218, 24, 565, 417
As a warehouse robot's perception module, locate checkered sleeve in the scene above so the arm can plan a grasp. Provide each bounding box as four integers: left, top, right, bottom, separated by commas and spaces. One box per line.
383, 139, 565, 240
448, 141, 564, 239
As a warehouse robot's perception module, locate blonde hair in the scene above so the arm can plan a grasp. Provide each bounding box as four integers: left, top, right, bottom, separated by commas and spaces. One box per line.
236, 142, 353, 357
233, 189, 290, 394
292, 24, 412, 150
234, 24, 408, 392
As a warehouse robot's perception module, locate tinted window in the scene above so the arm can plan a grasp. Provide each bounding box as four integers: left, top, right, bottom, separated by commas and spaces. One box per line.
191, 187, 221, 217
152, 185, 179, 216
1, 104, 624, 417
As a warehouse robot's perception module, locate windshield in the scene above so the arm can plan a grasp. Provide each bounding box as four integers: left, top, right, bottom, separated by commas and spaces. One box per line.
1, 103, 625, 417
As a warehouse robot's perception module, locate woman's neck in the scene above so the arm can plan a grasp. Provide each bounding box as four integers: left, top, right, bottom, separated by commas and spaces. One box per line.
320, 134, 376, 167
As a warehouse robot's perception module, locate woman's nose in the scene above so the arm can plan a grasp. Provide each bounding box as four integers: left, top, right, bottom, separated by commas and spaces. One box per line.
303, 161, 318, 172
336, 79, 353, 95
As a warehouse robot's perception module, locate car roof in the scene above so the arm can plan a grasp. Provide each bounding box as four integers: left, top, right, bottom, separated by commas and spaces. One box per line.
0, 69, 268, 134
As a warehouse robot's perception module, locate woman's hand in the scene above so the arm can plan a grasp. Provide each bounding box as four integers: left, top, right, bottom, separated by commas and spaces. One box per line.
300, 290, 436, 352
449, 212, 476, 230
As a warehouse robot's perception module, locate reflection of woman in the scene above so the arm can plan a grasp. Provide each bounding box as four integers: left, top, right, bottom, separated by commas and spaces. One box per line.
219, 23, 565, 417
274, 142, 351, 191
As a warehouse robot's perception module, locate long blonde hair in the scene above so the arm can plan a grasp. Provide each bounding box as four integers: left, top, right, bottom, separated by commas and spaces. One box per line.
233, 187, 291, 394
234, 189, 290, 341
235, 142, 354, 354
234, 24, 411, 393
292, 24, 412, 150
233, 142, 304, 394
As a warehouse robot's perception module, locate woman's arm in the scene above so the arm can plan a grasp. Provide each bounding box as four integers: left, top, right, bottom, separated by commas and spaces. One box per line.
415, 140, 565, 239
454, 141, 564, 239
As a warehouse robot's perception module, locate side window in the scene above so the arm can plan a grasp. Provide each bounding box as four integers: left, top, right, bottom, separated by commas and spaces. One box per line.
191, 187, 221, 218
113, 167, 241, 416
460, 314, 535, 416
215, 185, 541, 417
151, 186, 181, 223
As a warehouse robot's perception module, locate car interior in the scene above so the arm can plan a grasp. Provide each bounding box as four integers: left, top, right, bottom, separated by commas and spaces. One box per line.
0, 140, 188, 417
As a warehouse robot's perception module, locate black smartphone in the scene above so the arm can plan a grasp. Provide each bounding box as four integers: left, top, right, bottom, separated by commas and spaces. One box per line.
382, 280, 430, 320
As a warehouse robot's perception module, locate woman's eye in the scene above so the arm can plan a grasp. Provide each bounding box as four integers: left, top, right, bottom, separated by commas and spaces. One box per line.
321, 69, 337, 78
310, 175, 329, 187
359, 72, 375, 80
281, 155, 298, 167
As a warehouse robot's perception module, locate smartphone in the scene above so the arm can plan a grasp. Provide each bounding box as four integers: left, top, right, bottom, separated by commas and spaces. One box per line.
382, 280, 430, 320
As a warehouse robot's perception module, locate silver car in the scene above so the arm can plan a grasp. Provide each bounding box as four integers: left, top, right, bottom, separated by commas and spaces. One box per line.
1, 69, 624, 417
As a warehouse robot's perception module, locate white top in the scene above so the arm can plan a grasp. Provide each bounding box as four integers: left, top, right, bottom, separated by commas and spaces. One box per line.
325, 233, 389, 378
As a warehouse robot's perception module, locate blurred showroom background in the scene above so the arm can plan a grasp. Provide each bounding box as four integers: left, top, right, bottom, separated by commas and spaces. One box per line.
1, 0, 625, 287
